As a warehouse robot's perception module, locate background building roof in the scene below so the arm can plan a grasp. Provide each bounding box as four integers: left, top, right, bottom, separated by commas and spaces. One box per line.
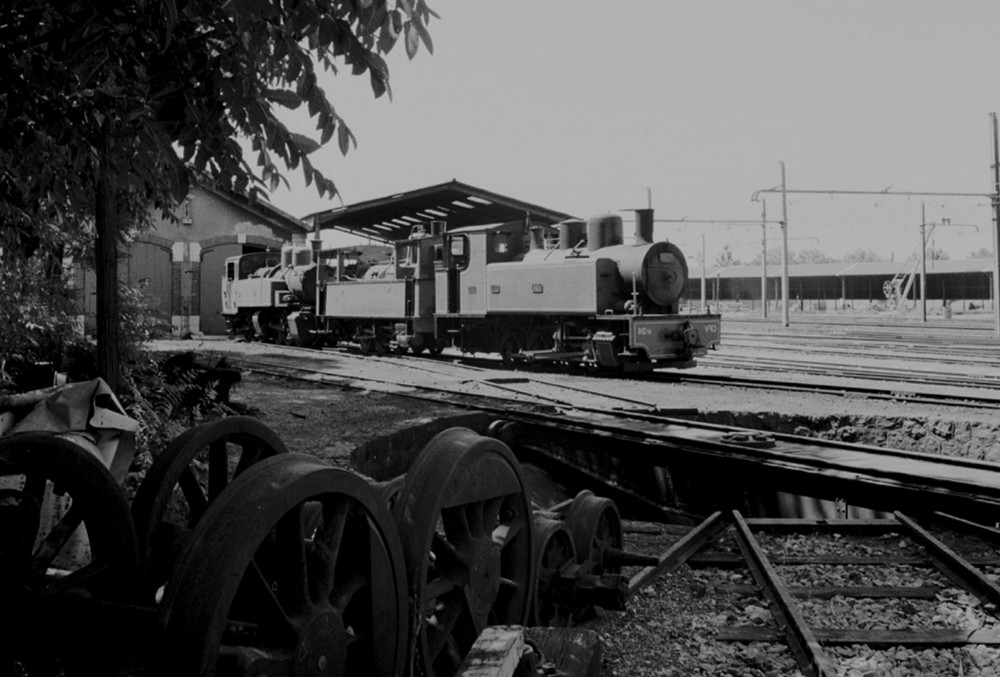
691, 258, 995, 279
305, 179, 576, 242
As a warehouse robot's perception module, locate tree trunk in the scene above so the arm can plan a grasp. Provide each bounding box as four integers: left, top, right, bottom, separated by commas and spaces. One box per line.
95, 120, 121, 394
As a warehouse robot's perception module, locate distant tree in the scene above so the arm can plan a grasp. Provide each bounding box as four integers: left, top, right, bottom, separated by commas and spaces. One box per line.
713, 245, 740, 268
792, 248, 834, 264
748, 247, 783, 266
0, 0, 436, 392
969, 247, 994, 259
928, 245, 950, 261
843, 248, 884, 263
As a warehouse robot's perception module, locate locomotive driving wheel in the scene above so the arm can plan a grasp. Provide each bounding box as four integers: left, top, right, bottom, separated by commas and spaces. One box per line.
523, 327, 553, 353
131, 416, 288, 602
0, 433, 139, 673
393, 427, 534, 677
564, 490, 623, 575
497, 330, 523, 364
154, 454, 408, 677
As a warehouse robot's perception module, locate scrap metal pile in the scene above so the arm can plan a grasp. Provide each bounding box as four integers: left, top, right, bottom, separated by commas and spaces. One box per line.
0, 388, 650, 677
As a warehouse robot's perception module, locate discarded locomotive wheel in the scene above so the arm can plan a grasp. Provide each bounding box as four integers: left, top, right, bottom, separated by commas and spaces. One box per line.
565, 489, 623, 575
154, 453, 408, 677
531, 516, 577, 627
392, 427, 534, 677
131, 416, 288, 602
0, 433, 139, 672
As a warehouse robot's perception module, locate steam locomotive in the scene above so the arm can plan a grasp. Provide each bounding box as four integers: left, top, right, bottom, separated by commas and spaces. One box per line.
221, 208, 720, 369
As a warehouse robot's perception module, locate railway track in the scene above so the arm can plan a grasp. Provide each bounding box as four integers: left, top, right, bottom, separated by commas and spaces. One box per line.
667, 369, 1000, 411
229, 353, 1000, 675
626, 511, 1000, 676
210, 346, 1000, 522
714, 331, 1000, 371
128, 337, 1000, 675
213, 335, 1000, 411
679, 323, 1000, 409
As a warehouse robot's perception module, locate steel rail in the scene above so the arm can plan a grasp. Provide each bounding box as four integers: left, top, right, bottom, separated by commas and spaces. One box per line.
895, 512, 1000, 607
730, 510, 837, 677
660, 371, 1000, 410
194, 349, 1000, 524
696, 356, 1000, 392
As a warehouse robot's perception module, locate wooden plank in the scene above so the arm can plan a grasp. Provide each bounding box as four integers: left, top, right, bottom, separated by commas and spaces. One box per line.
932, 511, 1000, 546
526, 627, 602, 677
688, 553, 1000, 567
716, 583, 943, 599
457, 625, 524, 677
745, 518, 900, 534
718, 626, 1000, 646
627, 511, 726, 597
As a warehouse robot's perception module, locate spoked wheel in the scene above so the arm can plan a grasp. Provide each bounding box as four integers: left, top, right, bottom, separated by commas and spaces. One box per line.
531, 516, 577, 627
0, 433, 138, 672
564, 490, 623, 576
524, 328, 553, 352
276, 316, 292, 345
154, 454, 408, 677
131, 416, 288, 602
358, 325, 389, 355
497, 331, 523, 364
393, 427, 535, 677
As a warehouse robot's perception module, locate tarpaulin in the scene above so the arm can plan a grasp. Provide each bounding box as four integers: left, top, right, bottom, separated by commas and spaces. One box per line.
1, 378, 138, 482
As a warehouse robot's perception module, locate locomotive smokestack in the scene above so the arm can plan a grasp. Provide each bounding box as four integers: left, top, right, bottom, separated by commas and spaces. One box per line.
634, 208, 654, 245
558, 219, 587, 250
587, 213, 623, 251
528, 225, 546, 251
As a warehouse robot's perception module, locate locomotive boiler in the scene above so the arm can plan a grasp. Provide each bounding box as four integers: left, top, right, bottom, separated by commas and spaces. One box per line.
221, 208, 720, 369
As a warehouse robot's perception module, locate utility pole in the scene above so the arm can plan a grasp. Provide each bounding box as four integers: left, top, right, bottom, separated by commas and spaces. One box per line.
992, 112, 1000, 335
780, 162, 790, 327
700, 231, 707, 313
761, 199, 768, 319
920, 202, 927, 323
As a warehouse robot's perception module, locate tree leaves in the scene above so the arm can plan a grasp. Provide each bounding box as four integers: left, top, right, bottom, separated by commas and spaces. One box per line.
263, 88, 303, 109
289, 132, 321, 155
0, 0, 438, 238
337, 123, 355, 156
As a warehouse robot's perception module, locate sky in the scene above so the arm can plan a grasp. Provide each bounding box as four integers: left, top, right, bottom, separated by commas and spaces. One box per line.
268, 1, 1000, 267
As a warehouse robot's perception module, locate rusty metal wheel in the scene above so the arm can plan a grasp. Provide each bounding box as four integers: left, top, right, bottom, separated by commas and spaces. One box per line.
564, 490, 623, 576
154, 454, 408, 677
0, 433, 138, 672
392, 427, 534, 677
531, 516, 577, 627
131, 416, 288, 602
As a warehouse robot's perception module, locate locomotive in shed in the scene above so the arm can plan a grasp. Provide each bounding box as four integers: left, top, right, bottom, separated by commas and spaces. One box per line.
221, 208, 721, 369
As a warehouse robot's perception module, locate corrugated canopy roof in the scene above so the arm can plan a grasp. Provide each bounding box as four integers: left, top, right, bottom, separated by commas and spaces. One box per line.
304, 180, 576, 242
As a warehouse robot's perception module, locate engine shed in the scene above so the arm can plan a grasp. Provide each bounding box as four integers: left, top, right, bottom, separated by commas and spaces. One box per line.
688, 259, 994, 314
305, 179, 577, 243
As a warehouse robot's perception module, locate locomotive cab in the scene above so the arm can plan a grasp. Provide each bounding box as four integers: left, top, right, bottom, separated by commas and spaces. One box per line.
434, 221, 527, 317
